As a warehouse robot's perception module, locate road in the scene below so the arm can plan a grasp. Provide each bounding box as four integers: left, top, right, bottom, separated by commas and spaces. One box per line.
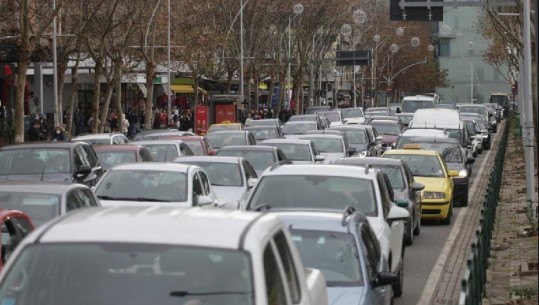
395, 131, 500, 305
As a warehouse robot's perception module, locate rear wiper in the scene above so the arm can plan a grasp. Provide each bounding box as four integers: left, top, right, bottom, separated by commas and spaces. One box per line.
97, 195, 119, 200
130, 198, 171, 202
170, 290, 253, 297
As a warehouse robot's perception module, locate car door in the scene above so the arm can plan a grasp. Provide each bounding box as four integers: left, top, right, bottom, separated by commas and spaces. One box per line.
197, 170, 217, 204
263, 240, 293, 305
361, 226, 386, 305
66, 187, 101, 213
0, 214, 33, 269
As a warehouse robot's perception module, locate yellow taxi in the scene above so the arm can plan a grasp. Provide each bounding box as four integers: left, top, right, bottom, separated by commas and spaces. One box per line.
206, 121, 243, 134
382, 144, 459, 224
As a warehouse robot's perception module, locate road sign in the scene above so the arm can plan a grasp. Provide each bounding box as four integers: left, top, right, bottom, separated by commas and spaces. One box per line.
390, 0, 444, 21
336, 50, 371, 67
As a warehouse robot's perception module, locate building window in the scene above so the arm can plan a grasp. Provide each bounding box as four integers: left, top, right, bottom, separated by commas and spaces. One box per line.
439, 39, 450, 56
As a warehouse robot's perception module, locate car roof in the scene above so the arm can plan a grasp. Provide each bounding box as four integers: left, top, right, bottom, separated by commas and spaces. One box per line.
369, 119, 400, 125
210, 122, 242, 126
159, 136, 204, 141
206, 130, 249, 134
334, 157, 403, 167
243, 125, 278, 130
263, 164, 376, 179
0, 142, 82, 150
274, 210, 369, 233
92, 144, 142, 152
407, 137, 460, 144
401, 128, 447, 137
260, 139, 312, 145
175, 156, 242, 164
132, 140, 185, 145
299, 134, 344, 140
284, 121, 317, 125
73, 133, 119, 140
107, 162, 193, 172
216, 145, 276, 152
32, 206, 277, 248
330, 125, 368, 131
384, 148, 439, 156
0, 181, 88, 193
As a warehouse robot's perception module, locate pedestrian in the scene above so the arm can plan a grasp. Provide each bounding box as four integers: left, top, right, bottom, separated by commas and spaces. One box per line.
73, 107, 84, 135
120, 114, 129, 136
51, 126, 66, 142
28, 120, 45, 142
153, 112, 161, 129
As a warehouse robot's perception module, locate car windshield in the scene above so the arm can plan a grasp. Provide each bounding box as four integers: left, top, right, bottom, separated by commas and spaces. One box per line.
339, 130, 367, 144
177, 162, 242, 187
266, 143, 311, 161
143, 144, 179, 162
401, 100, 434, 113
249, 175, 377, 216
411, 143, 463, 163
0, 192, 60, 227
317, 112, 340, 122
282, 123, 316, 135
340, 108, 364, 119
301, 138, 343, 153
245, 128, 278, 141
216, 150, 275, 172
459, 106, 487, 117
0, 149, 71, 175
384, 154, 444, 178
96, 151, 137, 171
0, 243, 254, 305
370, 122, 400, 136
397, 115, 413, 125
445, 129, 462, 142
95, 170, 188, 202
369, 165, 405, 190
184, 141, 204, 156
290, 230, 363, 287
205, 133, 247, 149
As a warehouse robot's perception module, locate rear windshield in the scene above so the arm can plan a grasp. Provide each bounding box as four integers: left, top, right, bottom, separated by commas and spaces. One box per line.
401, 99, 434, 113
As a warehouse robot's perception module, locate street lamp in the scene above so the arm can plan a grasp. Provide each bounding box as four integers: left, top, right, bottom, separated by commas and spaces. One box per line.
457, 32, 475, 103
286, 3, 304, 109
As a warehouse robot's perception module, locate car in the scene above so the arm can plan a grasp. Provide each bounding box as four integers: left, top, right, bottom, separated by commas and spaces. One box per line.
340, 107, 366, 125
95, 162, 218, 207
132, 129, 195, 141
457, 103, 489, 123
0, 208, 34, 270
460, 113, 491, 150
93, 144, 153, 171
174, 156, 257, 209
365, 115, 401, 126
134, 140, 195, 161
206, 121, 243, 133
316, 110, 343, 127
409, 108, 469, 148
299, 134, 354, 163
259, 139, 326, 164
276, 209, 398, 305
0, 181, 100, 227
0, 142, 104, 187
288, 114, 325, 127
248, 118, 283, 129
72, 133, 129, 145
362, 125, 384, 156
365, 107, 391, 116
0, 206, 328, 305
243, 125, 285, 143
242, 164, 409, 297
388, 103, 403, 115
205, 130, 256, 150
368, 120, 404, 150
304, 105, 332, 114
435, 103, 456, 110
400, 138, 475, 207
461, 119, 483, 156
329, 125, 379, 157
215, 145, 289, 176
401, 95, 439, 113
396, 128, 448, 148
334, 157, 424, 246
395, 113, 414, 128
158, 135, 214, 156
383, 147, 459, 224
282, 121, 320, 138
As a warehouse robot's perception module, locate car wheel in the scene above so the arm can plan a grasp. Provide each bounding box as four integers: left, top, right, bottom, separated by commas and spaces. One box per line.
392, 262, 404, 298
441, 204, 452, 225
404, 216, 413, 246
413, 215, 421, 236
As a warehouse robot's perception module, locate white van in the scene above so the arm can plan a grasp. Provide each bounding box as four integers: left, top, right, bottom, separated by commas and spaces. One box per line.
401, 94, 441, 114
409, 108, 469, 148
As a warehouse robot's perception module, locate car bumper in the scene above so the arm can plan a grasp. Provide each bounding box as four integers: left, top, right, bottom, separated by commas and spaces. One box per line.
420, 200, 450, 219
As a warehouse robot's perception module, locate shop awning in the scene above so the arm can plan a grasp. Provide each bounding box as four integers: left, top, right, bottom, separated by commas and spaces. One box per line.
170, 84, 208, 95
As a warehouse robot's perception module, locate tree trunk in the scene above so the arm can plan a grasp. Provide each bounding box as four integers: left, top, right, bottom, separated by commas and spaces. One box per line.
113, 60, 124, 130
57, 60, 68, 126
91, 58, 103, 133
144, 63, 155, 130
98, 81, 115, 133
14, 60, 30, 143
65, 55, 81, 139
268, 76, 275, 110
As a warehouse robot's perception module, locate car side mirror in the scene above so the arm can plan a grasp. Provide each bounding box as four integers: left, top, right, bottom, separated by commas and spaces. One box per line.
314, 155, 326, 162
347, 147, 357, 156
387, 206, 409, 225
195, 195, 214, 207
448, 170, 459, 177
411, 182, 425, 192
372, 272, 399, 288
247, 178, 258, 188
466, 156, 475, 164
375, 135, 383, 141
395, 199, 408, 208
74, 165, 92, 180
208, 149, 217, 156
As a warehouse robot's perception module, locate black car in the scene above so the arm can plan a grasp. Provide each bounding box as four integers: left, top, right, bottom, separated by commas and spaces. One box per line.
329, 125, 379, 157
0, 142, 104, 187
215, 145, 290, 176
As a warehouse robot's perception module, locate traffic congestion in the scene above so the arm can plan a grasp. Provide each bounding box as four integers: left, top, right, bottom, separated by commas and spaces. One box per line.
0, 94, 509, 305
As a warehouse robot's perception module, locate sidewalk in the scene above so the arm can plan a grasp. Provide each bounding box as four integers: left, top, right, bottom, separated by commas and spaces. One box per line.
483, 124, 538, 305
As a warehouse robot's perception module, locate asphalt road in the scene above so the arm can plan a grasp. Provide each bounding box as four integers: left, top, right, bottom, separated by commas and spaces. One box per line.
394, 135, 495, 305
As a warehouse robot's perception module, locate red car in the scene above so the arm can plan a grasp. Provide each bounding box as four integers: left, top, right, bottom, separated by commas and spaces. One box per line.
159, 136, 214, 156
93, 144, 153, 171
0, 209, 34, 270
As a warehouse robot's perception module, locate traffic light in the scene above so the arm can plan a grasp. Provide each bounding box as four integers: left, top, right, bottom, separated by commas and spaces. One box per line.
0, 63, 16, 78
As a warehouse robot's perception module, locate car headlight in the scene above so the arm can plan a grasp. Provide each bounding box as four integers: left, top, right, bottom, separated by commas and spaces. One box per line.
422, 191, 446, 199
459, 169, 468, 178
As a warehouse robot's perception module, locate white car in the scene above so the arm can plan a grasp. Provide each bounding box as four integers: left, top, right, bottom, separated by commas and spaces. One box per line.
72, 133, 129, 145
242, 164, 409, 297
94, 162, 218, 207
133, 140, 194, 162
340, 107, 366, 125
0, 206, 328, 305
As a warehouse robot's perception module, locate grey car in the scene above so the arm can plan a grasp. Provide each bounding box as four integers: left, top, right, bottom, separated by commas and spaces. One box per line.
299, 134, 353, 164
259, 139, 326, 164
215, 145, 290, 176
174, 156, 258, 209
334, 157, 424, 246
330, 125, 379, 157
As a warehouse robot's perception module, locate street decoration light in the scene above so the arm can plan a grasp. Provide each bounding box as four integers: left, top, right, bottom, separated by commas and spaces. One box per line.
286, 3, 304, 109
353, 9, 367, 25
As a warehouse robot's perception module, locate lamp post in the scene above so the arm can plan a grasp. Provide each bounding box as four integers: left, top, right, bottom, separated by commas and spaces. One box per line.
456, 32, 475, 103
167, 0, 171, 119
52, 0, 59, 126
351, 9, 367, 108
286, 3, 304, 109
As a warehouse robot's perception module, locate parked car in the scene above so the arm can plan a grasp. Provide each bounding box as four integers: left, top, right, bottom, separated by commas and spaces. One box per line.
0, 209, 33, 270
72, 133, 129, 145
93, 144, 153, 171
0, 142, 104, 187
276, 209, 398, 305
94, 163, 218, 207
243, 125, 284, 143
0, 206, 328, 305
243, 164, 409, 297
329, 125, 379, 157
175, 156, 258, 209
0, 181, 100, 227
334, 157, 424, 246
259, 139, 326, 164
205, 130, 256, 150
383, 148, 459, 224
133, 140, 194, 162
215, 145, 289, 176
299, 134, 354, 163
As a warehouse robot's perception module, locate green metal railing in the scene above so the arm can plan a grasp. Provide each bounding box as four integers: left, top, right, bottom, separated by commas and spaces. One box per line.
459, 116, 510, 305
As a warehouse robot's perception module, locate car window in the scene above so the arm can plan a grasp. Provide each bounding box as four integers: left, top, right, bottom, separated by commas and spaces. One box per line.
78, 189, 100, 207
376, 174, 391, 218
192, 173, 203, 197
263, 244, 288, 305
1, 219, 21, 264
243, 160, 257, 180
384, 154, 444, 178
67, 188, 98, 211
361, 226, 381, 279
75, 146, 91, 168
198, 171, 211, 196
11, 217, 33, 236
273, 231, 301, 303
82, 145, 99, 167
